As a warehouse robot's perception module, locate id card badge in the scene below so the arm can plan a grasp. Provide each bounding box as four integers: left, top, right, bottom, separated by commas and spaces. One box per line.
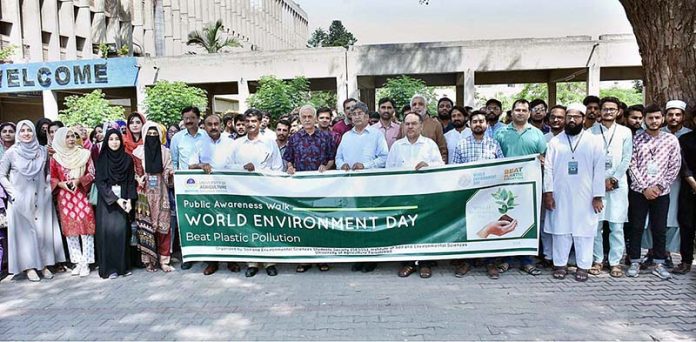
647, 160, 659, 177
148, 175, 159, 188
111, 185, 122, 198
568, 160, 579, 175
605, 155, 613, 170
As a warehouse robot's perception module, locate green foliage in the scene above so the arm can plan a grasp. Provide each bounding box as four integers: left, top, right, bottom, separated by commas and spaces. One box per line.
492, 188, 517, 215
117, 44, 130, 56
0, 45, 17, 62
247, 76, 314, 120
58, 90, 125, 127
377, 75, 438, 115
98, 43, 110, 58
309, 91, 337, 110
144, 81, 208, 127
187, 19, 242, 53
307, 20, 357, 48
600, 87, 644, 106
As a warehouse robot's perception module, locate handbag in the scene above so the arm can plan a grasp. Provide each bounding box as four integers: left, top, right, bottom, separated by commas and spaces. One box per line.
88, 183, 98, 206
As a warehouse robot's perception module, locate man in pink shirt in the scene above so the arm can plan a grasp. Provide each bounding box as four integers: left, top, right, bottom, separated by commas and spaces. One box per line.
371, 98, 401, 149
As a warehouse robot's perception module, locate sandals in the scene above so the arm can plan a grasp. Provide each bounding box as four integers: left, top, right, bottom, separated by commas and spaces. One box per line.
486, 264, 499, 279
145, 264, 158, 273
454, 262, 471, 278
672, 263, 692, 274
497, 262, 510, 273
610, 265, 624, 278
520, 264, 541, 276
419, 266, 432, 279
575, 268, 589, 282
318, 263, 330, 272
553, 266, 567, 280
161, 264, 175, 272
398, 265, 416, 278
588, 262, 603, 275
296, 264, 312, 273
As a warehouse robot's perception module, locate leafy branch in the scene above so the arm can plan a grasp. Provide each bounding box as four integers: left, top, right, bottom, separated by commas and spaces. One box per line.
492, 188, 517, 215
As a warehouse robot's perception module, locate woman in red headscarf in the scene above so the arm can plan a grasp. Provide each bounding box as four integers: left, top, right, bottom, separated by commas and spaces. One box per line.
123, 112, 146, 156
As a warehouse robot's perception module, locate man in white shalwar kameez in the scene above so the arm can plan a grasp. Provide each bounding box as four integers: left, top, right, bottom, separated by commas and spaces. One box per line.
589, 97, 632, 277
543, 103, 605, 282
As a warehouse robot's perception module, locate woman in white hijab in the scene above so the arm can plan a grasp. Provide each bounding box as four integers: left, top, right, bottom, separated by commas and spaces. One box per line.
0, 120, 65, 281
50, 127, 96, 278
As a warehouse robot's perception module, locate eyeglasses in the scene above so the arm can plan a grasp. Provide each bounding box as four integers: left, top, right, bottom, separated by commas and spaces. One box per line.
602, 108, 618, 113
532, 107, 547, 113
566, 114, 584, 120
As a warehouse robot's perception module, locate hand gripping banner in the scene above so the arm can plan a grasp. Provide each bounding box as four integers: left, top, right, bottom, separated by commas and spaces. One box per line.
174, 155, 541, 263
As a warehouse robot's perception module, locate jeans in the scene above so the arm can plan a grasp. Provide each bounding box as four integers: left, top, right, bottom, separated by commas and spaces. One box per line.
593, 221, 625, 266
628, 191, 669, 263
678, 183, 696, 264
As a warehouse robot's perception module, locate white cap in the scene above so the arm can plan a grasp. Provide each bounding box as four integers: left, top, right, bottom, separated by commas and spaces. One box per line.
666, 100, 687, 111
566, 103, 586, 114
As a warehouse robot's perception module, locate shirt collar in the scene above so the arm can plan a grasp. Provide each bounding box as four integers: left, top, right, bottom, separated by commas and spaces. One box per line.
184, 129, 204, 137
350, 126, 372, 135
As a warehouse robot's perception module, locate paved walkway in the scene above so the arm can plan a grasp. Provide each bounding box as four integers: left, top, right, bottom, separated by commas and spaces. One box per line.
1, 261, 695, 341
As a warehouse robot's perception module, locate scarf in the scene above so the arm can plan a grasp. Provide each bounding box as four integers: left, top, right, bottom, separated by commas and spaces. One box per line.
96, 129, 132, 185
124, 112, 146, 155
52, 127, 91, 180
142, 121, 164, 174
35, 118, 51, 146
13, 120, 46, 178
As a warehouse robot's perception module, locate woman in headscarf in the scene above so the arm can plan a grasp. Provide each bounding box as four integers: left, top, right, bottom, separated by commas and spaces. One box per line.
50, 127, 96, 278
35, 118, 52, 146
0, 120, 65, 281
0, 122, 16, 159
95, 129, 137, 279
132, 122, 174, 272
123, 112, 146, 155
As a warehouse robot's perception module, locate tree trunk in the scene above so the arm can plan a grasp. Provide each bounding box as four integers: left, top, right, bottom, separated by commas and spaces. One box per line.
619, 0, 696, 111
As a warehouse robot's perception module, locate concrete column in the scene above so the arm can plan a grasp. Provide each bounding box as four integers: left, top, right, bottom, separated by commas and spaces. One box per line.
58, 0, 77, 60
42, 90, 59, 120
456, 69, 475, 107
75, 0, 93, 58
21, 0, 42, 61
237, 79, 250, 112
143, 0, 156, 55
586, 64, 600, 97
547, 82, 557, 106
40, 0, 61, 60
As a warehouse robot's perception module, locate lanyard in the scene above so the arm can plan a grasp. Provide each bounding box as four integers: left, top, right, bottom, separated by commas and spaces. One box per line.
598, 123, 617, 154
566, 131, 584, 159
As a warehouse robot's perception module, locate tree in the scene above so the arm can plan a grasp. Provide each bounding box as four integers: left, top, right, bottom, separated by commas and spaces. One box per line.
58, 90, 125, 127
376, 76, 438, 115
145, 81, 208, 126
309, 91, 337, 110
0, 45, 16, 63
307, 20, 357, 48
187, 19, 242, 53
247, 76, 311, 120
620, 1, 695, 110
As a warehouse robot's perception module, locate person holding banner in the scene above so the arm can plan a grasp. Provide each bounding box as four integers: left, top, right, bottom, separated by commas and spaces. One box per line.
389, 112, 444, 279
284, 104, 336, 273
229, 109, 283, 277
543, 103, 605, 282
452, 110, 504, 279
494, 99, 547, 276
335, 101, 389, 274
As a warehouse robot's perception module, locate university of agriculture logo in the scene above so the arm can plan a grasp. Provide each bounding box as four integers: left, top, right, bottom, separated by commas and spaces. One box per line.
185, 178, 199, 190
503, 166, 524, 181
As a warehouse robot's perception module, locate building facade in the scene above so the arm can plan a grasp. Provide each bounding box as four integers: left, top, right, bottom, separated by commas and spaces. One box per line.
0, 0, 309, 63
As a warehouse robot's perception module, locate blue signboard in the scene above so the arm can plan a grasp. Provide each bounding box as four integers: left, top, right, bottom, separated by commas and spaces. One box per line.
0, 57, 138, 93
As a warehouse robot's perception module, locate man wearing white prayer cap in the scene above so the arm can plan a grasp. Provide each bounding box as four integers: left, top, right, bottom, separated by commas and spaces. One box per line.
544, 102, 605, 282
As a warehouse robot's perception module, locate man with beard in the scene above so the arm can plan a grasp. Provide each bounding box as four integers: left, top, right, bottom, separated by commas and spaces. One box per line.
333, 98, 357, 145
624, 105, 644, 135
544, 103, 605, 282
397, 95, 448, 162
675, 108, 696, 274
529, 99, 551, 133
484, 99, 506, 138
230, 109, 283, 277
452, 110, 504, 279
494, 99, 547, 276
275, 119, 291, 172
372, 98, 400, 148
588, 97, 633, 278
627, 104, 681, 279
317, 107, 341, 150
233, 114, 247, 139
444, 106, 472, 164
222, 113, 236, 138
437, 97, 455, 133
188, 114, 240, 276
583, 96, 601, 130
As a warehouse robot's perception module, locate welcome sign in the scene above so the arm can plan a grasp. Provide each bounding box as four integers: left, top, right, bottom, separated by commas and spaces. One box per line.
174, 155, 542, 263
0, 57, 138, 93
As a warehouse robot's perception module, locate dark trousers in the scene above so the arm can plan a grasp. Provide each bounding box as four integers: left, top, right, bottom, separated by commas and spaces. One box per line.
678, 183, 696, 264
628, 191, 669, 262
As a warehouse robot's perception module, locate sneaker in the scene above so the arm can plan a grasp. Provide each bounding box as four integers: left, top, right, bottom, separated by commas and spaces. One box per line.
627, 262, 640, 277
26, 269, 41, 282
79, 264, 90, 277
108, 273, 118, 279
41, 267, 54, 279
652, 264, 672, 280
71, 265, 81, 276
665, 255, 674, 268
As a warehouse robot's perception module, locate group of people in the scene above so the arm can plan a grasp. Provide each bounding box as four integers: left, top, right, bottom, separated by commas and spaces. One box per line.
1, 92, 694, 283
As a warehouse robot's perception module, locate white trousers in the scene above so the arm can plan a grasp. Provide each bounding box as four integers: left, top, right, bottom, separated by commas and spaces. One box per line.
66, 235, 95, 265
552, 234, 593, 270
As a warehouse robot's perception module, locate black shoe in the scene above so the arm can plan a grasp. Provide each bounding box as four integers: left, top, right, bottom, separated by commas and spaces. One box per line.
665, 255, 674, 268
361, 262, 377, 273
181, 262, 193, 270
245, 267, 258, 277
266, 266, 278, 276
351, 263, 363, 272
